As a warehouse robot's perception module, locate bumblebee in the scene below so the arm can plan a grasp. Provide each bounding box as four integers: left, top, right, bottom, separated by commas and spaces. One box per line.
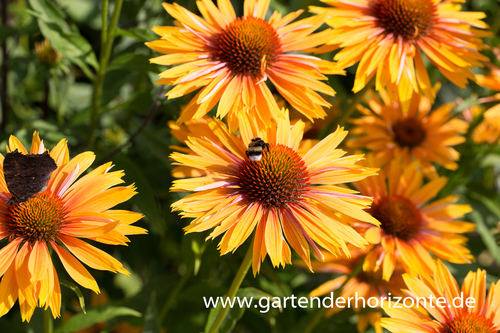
246, 137, 270, 161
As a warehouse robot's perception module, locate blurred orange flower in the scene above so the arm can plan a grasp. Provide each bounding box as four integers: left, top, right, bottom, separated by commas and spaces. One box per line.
348, 88, 468, 179
353, 156, 474, 281
312, 0, 489, 110
308, 248, 406, 333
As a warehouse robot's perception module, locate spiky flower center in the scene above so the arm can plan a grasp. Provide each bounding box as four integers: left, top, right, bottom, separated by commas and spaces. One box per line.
5, 192, 66, 243
238, 144, 310, 208
393, 117, 426, 148
369, 195, 422, 240
440, 313, 498, 333
371, 0, 436, 40
215, 16, 281, 76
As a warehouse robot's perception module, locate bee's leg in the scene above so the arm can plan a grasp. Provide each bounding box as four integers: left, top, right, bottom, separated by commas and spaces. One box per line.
264, 143, 270, 151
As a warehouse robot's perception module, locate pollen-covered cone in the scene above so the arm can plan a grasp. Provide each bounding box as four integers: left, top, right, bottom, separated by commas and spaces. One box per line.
170, 113, 379, 275
352, 156, 474, 281
311, 0, 490, 110
0, 133, 146, 321
303, 248, 405, 333
347, 87, 468, 179
381, 260, 500, 333
147, 0, 344, 131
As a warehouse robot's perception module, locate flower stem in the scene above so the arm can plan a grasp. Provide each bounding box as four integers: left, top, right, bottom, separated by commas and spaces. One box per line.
87, 0, 124, 148
207, 244, 253, 333
318, 77, 375, 139
43, 308, 53, 333
158, 260, 193, 324
336, 78, 375, 128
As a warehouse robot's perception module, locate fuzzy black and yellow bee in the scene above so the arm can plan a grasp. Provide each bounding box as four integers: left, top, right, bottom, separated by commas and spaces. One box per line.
245, 137, 270, 161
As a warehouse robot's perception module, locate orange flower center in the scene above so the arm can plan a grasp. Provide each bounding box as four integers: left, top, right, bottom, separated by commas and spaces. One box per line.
6, 192, 66, 243
238, 144, 310, 208
440, 313, 498, 333
215, 16, 281, 76
369, 195, 422, 240
393, 117, 426, 148
371, 0, 436, 40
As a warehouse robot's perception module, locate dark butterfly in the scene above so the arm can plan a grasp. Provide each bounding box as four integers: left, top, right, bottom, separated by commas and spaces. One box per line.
3, 149, 57, 205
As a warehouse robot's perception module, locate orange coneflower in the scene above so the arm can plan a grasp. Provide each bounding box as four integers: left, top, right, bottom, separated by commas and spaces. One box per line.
312, 0, 489, 109
352, 156, 474, 281
306, 248, 406, 333
170, 112, 380, 274
381, 260, 500, 333
148, 0, 344, 130
0, 133, 146, 321
347, 88, 468, 179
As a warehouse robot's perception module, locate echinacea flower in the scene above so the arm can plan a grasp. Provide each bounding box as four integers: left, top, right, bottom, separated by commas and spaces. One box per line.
170, 113, 380, 274
381, 260, 500, 333
0, 133, 146, 321
353, 156, 474, 281
306, 248, 406, 333
311, 0, 489, 109
347, 88, 468, 179
147, 0, 344, 131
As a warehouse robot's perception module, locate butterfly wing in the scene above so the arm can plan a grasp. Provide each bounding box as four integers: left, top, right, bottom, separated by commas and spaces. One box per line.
4, 150, 57, 203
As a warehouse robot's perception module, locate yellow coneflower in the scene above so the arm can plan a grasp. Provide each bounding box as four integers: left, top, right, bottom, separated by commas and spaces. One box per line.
382, 260, 500, 333
352, 156, 474, 281
0, 133, 146, 321
148, 0, 344, 130
312, 0, 489, 109
170, 113, 379, 274
347, 88, 468, 179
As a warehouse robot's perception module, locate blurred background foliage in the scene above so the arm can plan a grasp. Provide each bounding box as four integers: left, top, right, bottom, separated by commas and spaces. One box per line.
0, 0, 500, 332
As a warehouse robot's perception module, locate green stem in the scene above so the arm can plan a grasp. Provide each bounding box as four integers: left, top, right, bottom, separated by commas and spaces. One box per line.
158, 262, 193, 323
207, 244, 253, 333
302, 251, 366, 333
318, 77, 375, 139
43, 307, 53, 333
87, 0, 123, 148
337, 78, 375, 128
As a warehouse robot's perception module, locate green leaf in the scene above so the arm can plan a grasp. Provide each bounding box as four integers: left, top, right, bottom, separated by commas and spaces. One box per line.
205, 288, 274, 333
470, 191, 500, 220
469, 209, 500, 265
114, 27, 155, 43
111, 155, 165, 236
54, 306, 141, 333
28, 0, 98, 77
60, 280, 86, 314
143, 293, 161, 333
140, 130, 172, 168
108, 53, 159, 73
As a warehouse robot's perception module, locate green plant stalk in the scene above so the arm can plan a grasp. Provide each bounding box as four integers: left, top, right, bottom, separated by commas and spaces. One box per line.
43, 308, 53, 333
208, 244, 253, 333
87, 0, 124, 148
158, 262, 194, 323
337, 78, 375, 128
318, 77, 375, 139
